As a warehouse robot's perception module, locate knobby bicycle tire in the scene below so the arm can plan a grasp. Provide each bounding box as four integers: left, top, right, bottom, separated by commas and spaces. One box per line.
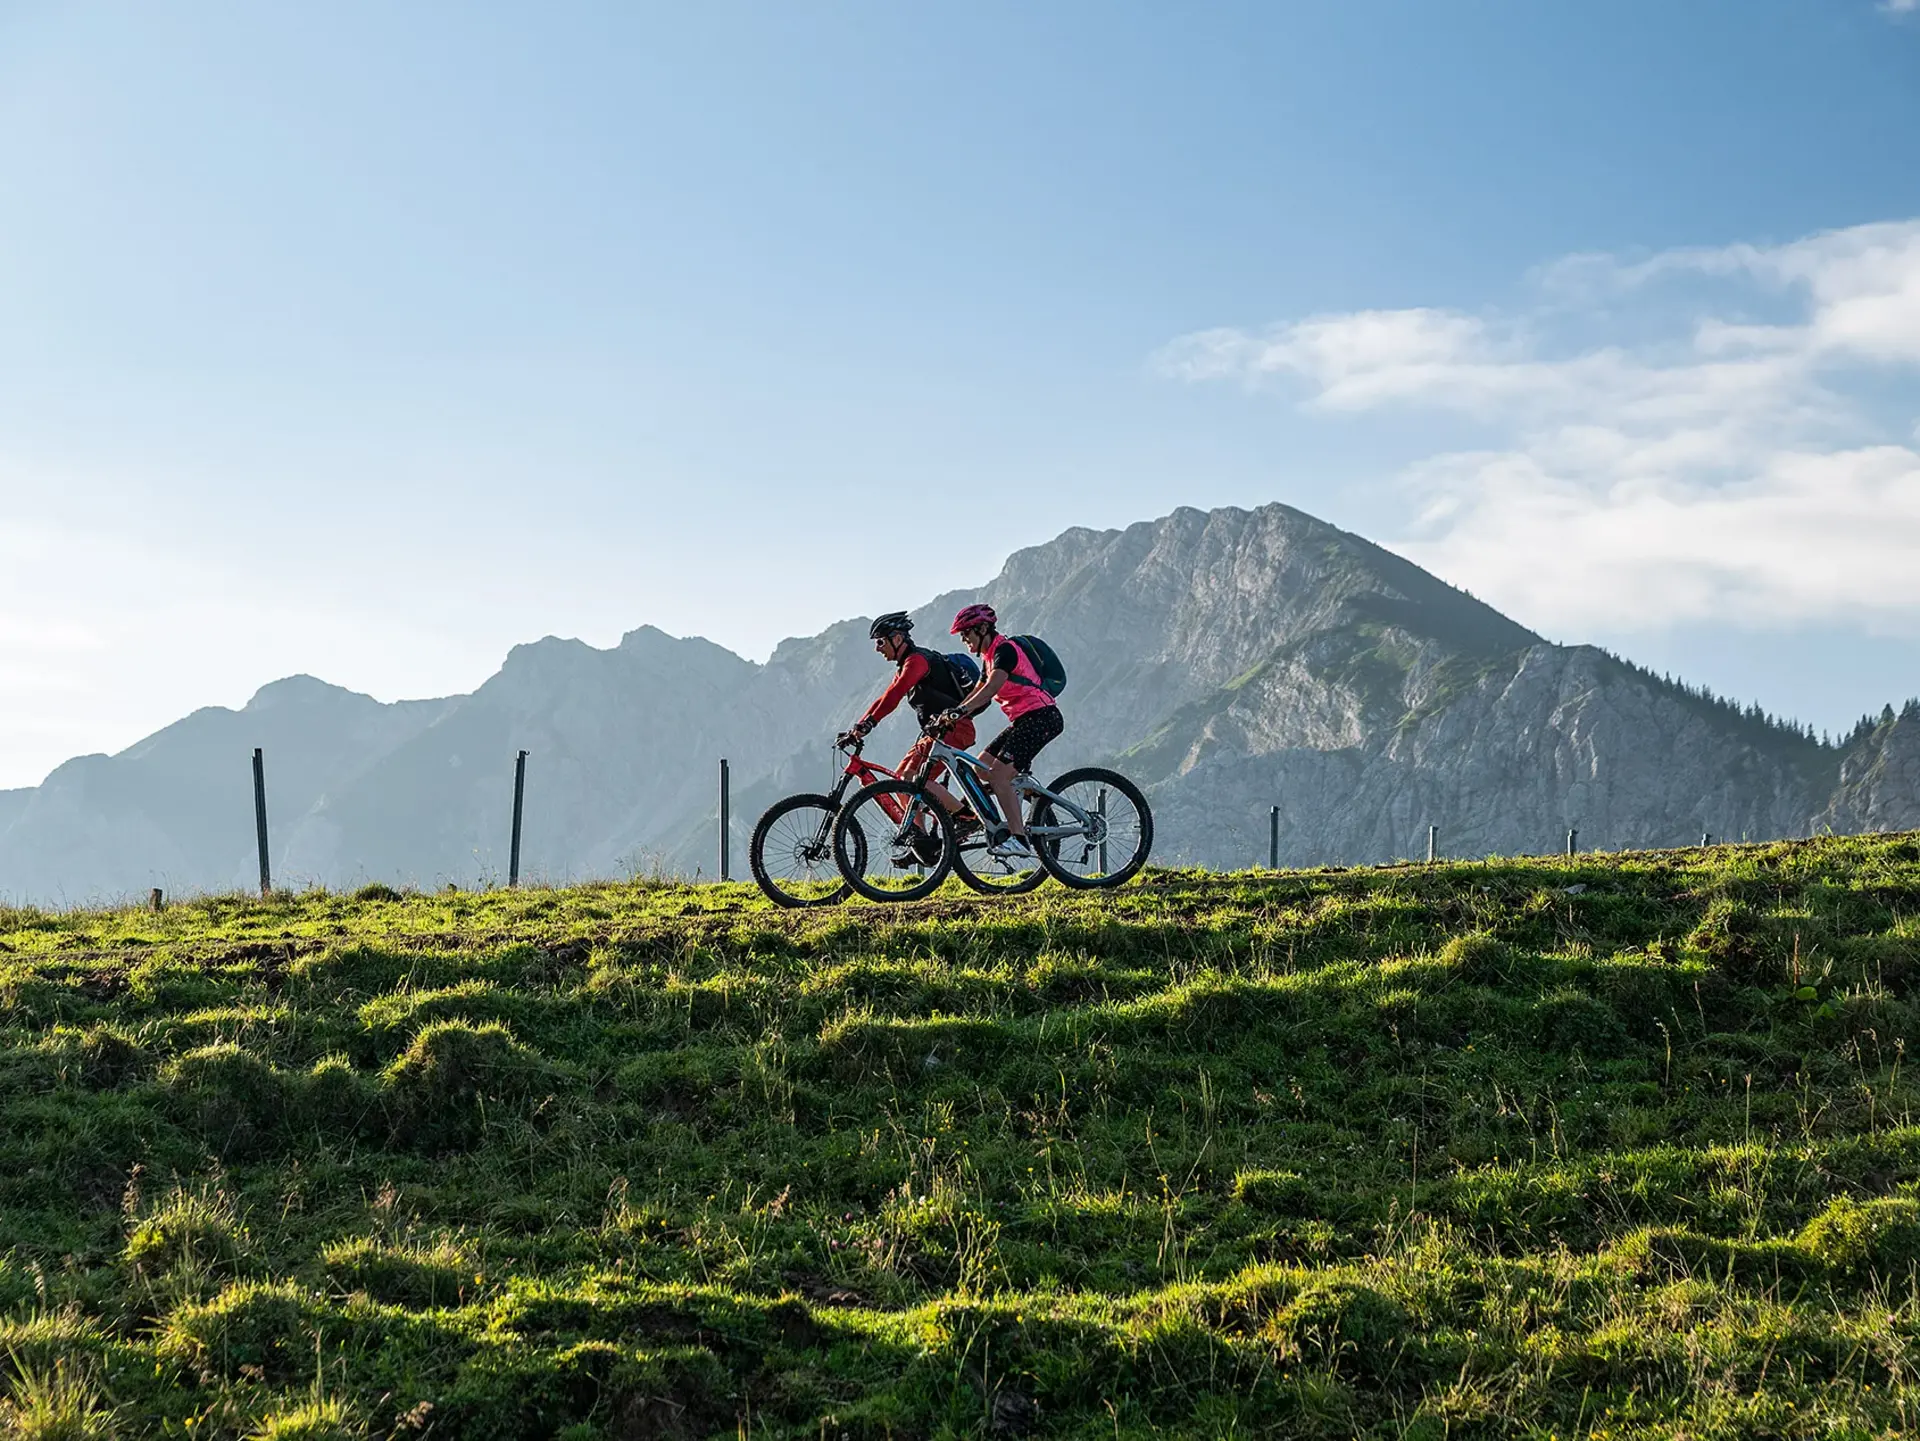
750, 793, 857, 908
1031, 766, 1153, 889
832, 778, 955, 902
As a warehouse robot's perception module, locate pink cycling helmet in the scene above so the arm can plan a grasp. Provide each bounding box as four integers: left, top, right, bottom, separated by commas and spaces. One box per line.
949, 603, 997, 635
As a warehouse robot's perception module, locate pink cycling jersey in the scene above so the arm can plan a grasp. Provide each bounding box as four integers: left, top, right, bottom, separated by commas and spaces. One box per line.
990, 637, 1057, 722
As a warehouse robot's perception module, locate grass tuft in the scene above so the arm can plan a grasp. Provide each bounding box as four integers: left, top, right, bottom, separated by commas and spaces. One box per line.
319, 1236, 475, 1309
0, 1358, 118, 1441
246, 1396, 358, 1440
124, 1183, 250, 1280
159, 1043, 288, 1157
379, 1020, 549, 1150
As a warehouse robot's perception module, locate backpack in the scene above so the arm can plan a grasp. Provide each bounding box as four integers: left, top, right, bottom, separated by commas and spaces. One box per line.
943, 650, 982, 694
1006, 634, 1068, 697
909, 647, 980, 712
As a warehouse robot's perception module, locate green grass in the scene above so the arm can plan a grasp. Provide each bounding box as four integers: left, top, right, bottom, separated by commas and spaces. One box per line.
2, 835, 1919, 1437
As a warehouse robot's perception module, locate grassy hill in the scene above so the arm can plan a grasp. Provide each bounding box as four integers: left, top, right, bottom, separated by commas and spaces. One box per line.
3, 839, 1920, 1439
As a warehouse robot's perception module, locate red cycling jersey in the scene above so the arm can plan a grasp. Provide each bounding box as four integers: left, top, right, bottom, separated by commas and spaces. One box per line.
860, 649, 976, 775
860, 650, 930, 730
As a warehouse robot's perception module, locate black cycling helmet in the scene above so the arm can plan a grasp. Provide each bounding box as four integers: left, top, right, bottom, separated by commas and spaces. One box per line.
868, 611, 914, 640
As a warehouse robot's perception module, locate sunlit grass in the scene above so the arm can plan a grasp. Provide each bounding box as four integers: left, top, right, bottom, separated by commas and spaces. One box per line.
0, 837, 1917, 1435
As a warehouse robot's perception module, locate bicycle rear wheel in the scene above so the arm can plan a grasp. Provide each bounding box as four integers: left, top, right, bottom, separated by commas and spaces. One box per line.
750, 793, 856, 908
833, 779, 954, 902
1030, 768, 1153, 889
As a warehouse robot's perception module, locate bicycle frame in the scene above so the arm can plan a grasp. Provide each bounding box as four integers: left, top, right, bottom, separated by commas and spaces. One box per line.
908, 736, 1100, 846
813, 727, 1114, 887
817, 739, 946, 834
830, 735, 973, 823
832, 728, 1105, 866
825, 744, 903, 807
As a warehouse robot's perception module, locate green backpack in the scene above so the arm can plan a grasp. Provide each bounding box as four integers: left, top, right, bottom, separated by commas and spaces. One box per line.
1007, 634, 1068, 698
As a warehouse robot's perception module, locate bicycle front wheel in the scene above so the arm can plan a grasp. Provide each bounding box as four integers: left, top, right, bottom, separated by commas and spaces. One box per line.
750, 793, 856, 908
833, 779, 955, 902
1030, 768, 1153, 889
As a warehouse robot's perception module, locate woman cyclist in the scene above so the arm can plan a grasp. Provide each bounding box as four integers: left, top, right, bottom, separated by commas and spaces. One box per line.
938, 603, 1063, 860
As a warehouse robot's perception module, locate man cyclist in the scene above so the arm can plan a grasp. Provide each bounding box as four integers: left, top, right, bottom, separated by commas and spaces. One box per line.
836, 612, 979, 859
937, 603, 1063, 861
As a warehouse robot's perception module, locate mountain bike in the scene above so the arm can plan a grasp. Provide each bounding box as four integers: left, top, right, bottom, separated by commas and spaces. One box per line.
748, 736, 1036, 907
832, 719, 1153, 903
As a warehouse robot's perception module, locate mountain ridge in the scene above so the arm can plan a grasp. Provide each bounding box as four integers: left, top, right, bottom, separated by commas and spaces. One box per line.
2, 500, 1915, 903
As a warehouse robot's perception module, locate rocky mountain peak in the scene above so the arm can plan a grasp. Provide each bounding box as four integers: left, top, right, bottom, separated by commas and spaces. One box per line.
243, 674, 367, 712
2, 499, 1914, 901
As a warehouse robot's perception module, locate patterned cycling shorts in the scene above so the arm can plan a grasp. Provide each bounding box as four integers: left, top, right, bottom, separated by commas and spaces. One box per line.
984, 705, 1064, 774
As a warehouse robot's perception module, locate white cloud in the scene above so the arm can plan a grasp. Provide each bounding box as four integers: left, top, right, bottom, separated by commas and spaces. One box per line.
1156, 219, 1920, 635
1395, 444, 1920, 632
1883, 0, 1917, 16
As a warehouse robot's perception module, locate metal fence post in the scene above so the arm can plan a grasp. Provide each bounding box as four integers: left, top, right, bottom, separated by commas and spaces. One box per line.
1268, 806, 1279, 870
1566, 827, 1578, 858
252, 747, 272, 896
1701, 831, 1711, 847
719, 758, 731, 882
509, 750, 528, 887
1427, 824, 1437, 864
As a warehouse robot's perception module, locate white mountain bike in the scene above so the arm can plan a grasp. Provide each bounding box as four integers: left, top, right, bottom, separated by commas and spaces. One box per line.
830, 720, 1153, 903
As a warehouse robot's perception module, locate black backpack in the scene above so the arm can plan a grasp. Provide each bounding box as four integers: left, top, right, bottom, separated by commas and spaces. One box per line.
908, 646, 979, 713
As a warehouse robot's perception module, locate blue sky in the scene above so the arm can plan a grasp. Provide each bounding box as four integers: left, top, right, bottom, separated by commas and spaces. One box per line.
3, 0, 1918, 787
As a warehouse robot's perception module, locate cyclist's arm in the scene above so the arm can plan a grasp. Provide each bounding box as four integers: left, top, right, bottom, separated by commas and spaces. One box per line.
858, 652, 929, 729
957, 638, 1022, 718
957, 667, 1008, 718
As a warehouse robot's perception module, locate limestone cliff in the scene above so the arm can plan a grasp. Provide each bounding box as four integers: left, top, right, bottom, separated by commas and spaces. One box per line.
1814, 703, 1920, 838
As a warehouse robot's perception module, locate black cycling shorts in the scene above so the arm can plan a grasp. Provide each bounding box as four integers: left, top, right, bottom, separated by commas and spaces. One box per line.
984, 705, 1064, 774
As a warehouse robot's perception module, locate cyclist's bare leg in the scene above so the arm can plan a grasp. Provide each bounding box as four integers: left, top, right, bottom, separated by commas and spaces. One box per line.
983, 753, 1027, 838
